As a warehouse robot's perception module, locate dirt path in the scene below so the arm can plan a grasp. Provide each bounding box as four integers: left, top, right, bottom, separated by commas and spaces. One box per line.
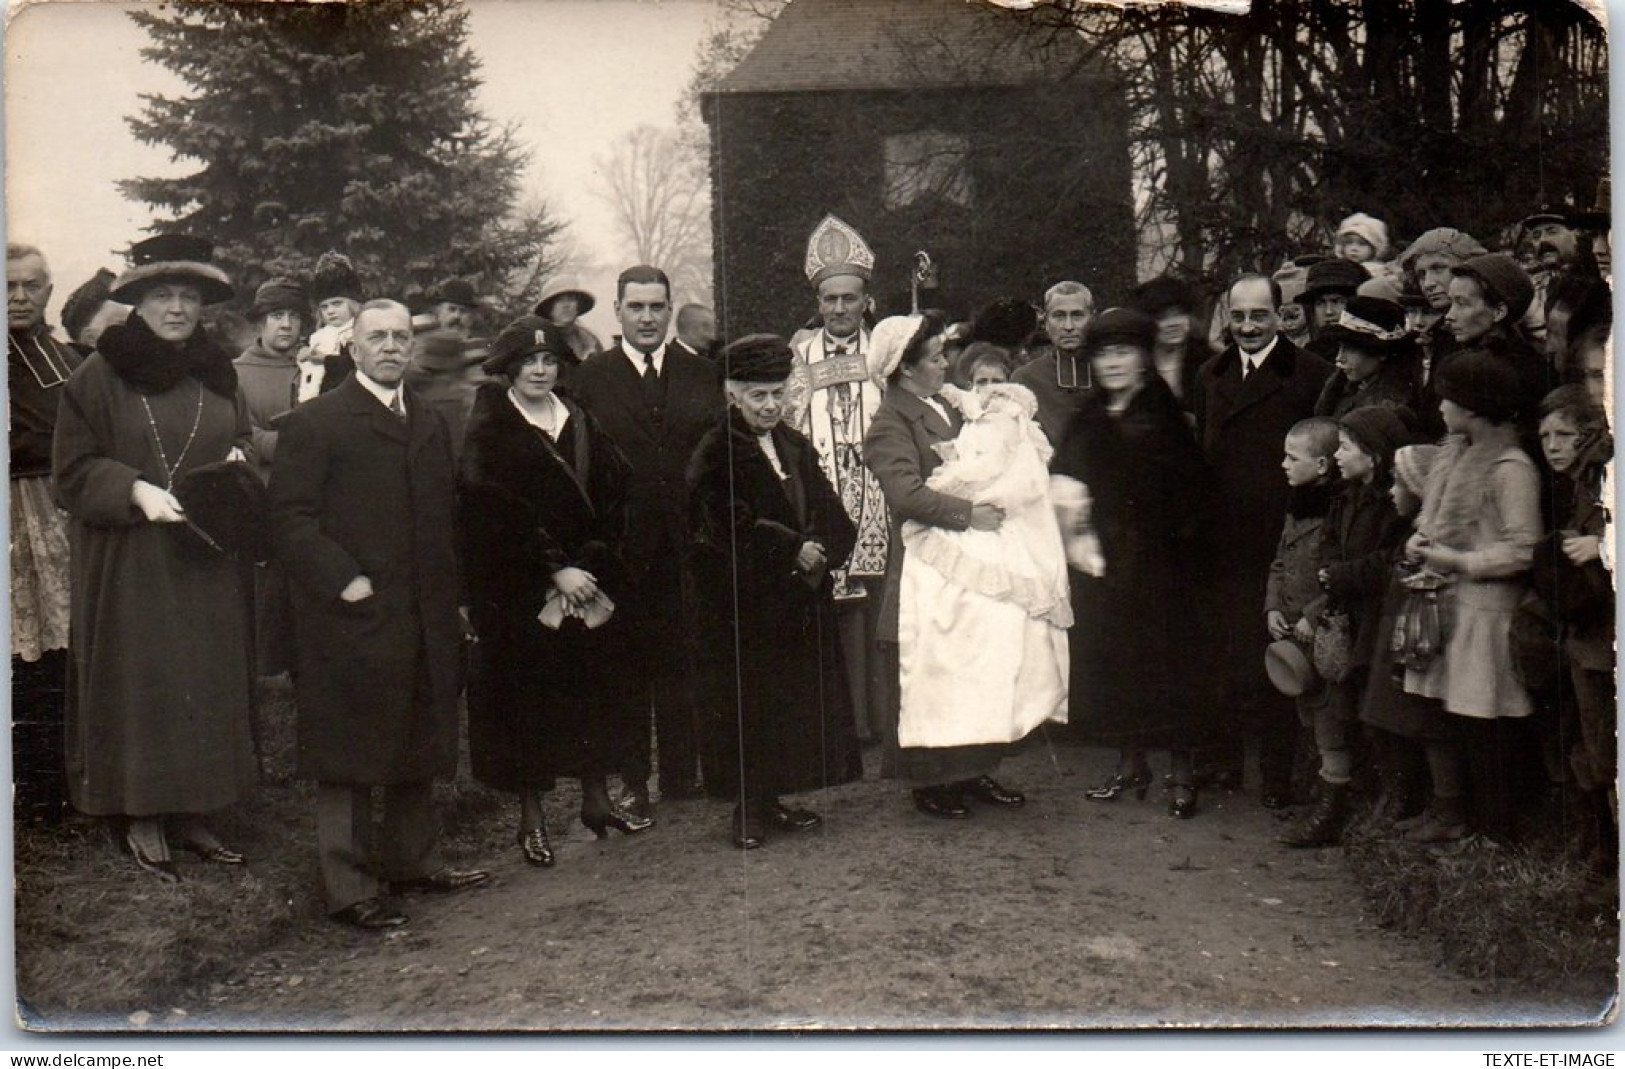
167, 743, 1606, 1031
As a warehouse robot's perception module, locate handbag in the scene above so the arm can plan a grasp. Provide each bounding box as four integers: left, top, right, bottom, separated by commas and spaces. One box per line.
169, 459, 272, 563
1310, 609, 1353, 684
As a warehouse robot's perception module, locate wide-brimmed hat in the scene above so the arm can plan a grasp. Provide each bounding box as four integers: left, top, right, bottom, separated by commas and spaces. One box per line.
533, 279, 596, 319
1265, 639, 1319, 697
1451, 253, 1535, 322
1320, 294, 1409, 352
428, 277, 478, 308
1300, 258, 1368, 304
248, 277, 309, 321
111, 234, 234, 306
723, 334, 793, 383
482, 315, 575, 378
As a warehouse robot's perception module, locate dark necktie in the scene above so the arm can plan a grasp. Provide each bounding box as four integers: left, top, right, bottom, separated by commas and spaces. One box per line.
389, 392, 406, 421
641, 353, 661, 409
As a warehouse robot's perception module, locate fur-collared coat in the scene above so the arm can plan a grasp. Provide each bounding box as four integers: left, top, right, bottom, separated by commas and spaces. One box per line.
687, 408, 863, 798
270, 375, 464, 785
459, 382, 635, 789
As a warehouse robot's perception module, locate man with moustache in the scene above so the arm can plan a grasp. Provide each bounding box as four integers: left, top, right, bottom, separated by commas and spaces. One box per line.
271, 299, 489, 930
8, 243, 81, 820
568, 265, 723, 814
1192, 273, 1333, 808
1013, 280, 1095, 446
783, 216, 892, 748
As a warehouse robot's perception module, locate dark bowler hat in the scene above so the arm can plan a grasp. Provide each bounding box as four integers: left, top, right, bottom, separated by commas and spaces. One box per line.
1299, 258, 1368, 304
482, 315, 574, 378
428, 277, 479, 308
248, 277, 308, 321
723, 333, 793, 383
1320, 294, 1409, 352
111, 234, 235, 306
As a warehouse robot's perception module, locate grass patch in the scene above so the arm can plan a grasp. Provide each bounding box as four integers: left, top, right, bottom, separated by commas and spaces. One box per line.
1344, 812, 1618, 990
14, 677, 512, 1022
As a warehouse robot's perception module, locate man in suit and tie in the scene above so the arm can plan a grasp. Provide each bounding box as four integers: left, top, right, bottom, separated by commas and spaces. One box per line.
1192, 274, 1332, 809
271, 299, 489, 930
670, 303, 717, 363
567, 266, 723, 814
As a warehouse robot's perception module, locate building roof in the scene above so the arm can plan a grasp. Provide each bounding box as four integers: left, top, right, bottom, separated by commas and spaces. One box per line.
710, 0, 1101, 95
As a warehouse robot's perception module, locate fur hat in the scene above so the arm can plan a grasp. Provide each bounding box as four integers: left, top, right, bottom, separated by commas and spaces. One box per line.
533, 279, 596, 320
483, 315, 574, 378
310, 251, 362, 303
1300, 258, 1368, 304
1434, 348, 1525, 422
248, 278, 308, 321
1336, 212, 1391, 260
1398, 228, 1487, 271
1451, 253, 1535, 322
428, 277, 478, 308
723, 333, 794, 383
1338, 405, 1413, 465
1394, 444, 1441, 500
1085, 307, 1156, 355
111, 234, 234, 305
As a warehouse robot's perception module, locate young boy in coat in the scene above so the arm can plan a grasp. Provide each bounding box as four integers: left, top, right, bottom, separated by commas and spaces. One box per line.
1264, 417, 1342, 816
1279, 405, 1412, 847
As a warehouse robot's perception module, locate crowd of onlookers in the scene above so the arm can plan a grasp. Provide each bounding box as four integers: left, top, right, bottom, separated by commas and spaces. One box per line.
7, 183, 1614, 930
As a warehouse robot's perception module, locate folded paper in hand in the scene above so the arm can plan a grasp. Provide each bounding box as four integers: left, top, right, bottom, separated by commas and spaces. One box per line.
539, 589, 616, 630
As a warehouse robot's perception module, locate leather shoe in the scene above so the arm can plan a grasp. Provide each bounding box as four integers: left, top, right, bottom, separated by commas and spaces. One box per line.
959, 775, 1025, 808
912, 786, 971, 819
769, 802, 823, 832
331, 898, 408, 930
392, 867, 491, 894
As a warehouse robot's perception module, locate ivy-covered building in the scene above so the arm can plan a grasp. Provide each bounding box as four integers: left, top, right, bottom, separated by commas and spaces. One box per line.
701, 0, 1134, 339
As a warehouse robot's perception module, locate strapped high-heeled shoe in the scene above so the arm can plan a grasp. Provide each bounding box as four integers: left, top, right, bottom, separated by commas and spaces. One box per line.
1085, 768, 1153, 802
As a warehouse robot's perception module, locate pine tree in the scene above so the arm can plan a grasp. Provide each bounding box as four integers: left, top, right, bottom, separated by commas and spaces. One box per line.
121, 0, 566, 313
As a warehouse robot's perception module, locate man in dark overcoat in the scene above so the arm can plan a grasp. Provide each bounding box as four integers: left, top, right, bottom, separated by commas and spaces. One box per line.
1192, 273, 1332, 807
270, 299, 488, 930
566, 265, 724, 813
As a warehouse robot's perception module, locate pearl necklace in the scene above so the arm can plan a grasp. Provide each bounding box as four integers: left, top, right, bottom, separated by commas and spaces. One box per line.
140, 381, 205, 490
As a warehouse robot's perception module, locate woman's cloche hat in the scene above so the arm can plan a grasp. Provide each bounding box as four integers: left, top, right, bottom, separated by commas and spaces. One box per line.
482, 315, 575, 379
533, 278, 596, 319
110, 234, 235, 306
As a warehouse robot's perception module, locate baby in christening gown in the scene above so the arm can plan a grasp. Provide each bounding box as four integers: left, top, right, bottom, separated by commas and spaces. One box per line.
897, 382, 1071, 748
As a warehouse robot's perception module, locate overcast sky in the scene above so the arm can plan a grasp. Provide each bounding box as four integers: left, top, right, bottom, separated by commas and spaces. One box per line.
4, 0, 717, 340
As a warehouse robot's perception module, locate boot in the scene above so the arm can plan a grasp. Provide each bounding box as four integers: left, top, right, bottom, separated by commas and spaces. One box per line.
1278, 780, 1350, 848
